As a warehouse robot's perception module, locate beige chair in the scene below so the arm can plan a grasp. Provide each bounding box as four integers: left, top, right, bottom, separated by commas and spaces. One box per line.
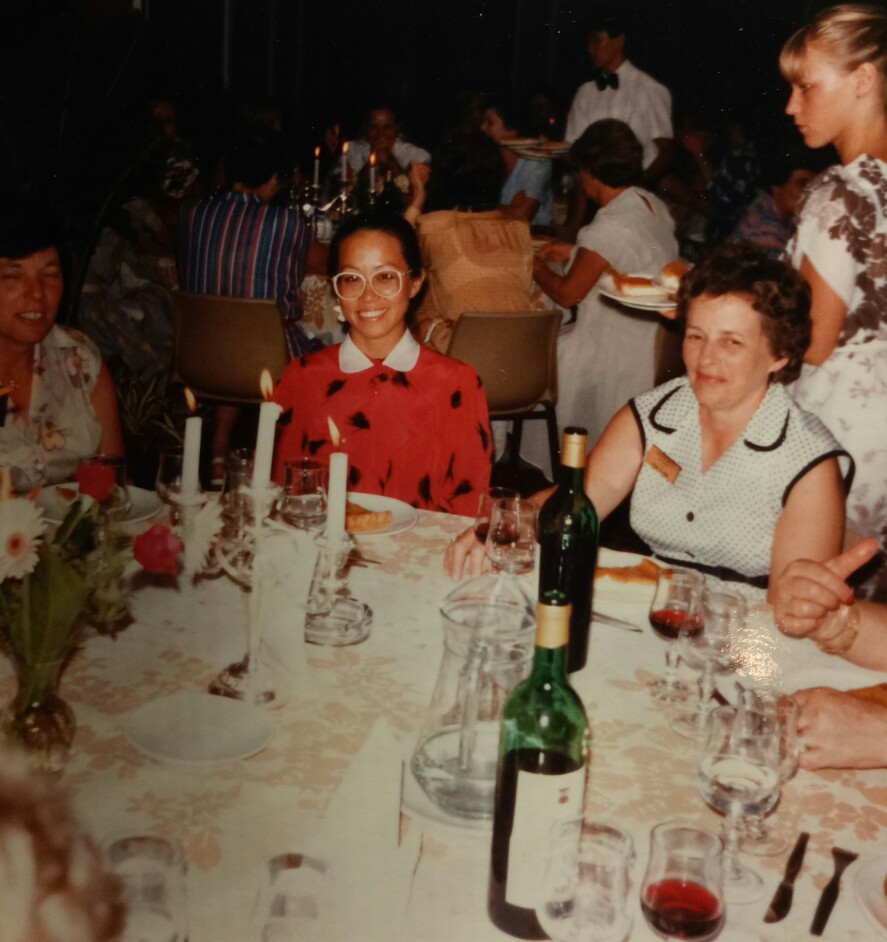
171, 292, 290, 402
447, 309, 561, 477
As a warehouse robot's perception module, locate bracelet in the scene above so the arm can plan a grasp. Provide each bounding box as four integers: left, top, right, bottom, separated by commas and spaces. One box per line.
814, 602, 861, 655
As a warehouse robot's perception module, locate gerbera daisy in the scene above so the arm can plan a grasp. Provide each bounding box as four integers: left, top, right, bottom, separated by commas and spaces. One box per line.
0, 498, 46, 581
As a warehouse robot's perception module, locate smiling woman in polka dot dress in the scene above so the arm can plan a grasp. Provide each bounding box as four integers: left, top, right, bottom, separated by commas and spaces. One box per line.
272, 211, 492, 516
446, 244, 852, 597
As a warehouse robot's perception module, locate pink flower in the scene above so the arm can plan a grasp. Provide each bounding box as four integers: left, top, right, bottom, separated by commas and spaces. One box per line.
75, 461, 115, 502
133, 524, 182, 575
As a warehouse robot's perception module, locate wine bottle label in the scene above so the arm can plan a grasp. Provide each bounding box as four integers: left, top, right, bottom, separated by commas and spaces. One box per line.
504, 766, 584, 908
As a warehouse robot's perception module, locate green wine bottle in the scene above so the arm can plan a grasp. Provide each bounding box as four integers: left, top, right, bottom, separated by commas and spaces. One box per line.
488, 602, 590, 939
537, 427, 599, 673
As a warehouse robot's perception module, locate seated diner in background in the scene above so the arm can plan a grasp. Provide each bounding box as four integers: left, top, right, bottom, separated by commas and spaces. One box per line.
0, 202, 124, 493
446, 244, 852, 596
272, 211, 492, 515
773, 536, 887, 770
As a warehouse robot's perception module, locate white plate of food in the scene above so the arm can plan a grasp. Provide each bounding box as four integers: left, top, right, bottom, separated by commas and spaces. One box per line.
594, 549, 661, 608
36, 483, 163, 525
855, 854, 887, 937
346, 492, 419, 537
598, 272, 676, 310
501, 137, 544, 149
125, 693, 275, 765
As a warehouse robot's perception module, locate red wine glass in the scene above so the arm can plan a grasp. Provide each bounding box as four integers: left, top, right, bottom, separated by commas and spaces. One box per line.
474, 487, 519, 545
647, 568, 704, 701
640, 820, 725, 941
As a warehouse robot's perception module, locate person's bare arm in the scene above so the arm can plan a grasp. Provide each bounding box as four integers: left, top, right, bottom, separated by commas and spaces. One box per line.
768, 457, 844, 601
799, 256, 847, 365
499, 190, 539, 224
91, 361, 124, 458
532, 247, 610, 309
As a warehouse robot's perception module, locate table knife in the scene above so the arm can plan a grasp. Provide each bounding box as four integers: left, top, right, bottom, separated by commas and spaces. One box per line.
591, 610, 642, 632
763, 831, 809, 923
810, 846, 858, 936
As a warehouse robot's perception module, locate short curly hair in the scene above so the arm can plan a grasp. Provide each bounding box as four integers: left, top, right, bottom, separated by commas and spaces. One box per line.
675, 243, 811, 384
568, 119, 643, 188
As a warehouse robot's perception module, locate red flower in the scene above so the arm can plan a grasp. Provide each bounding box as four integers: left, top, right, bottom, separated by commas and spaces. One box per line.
75, 461, 115, 502
133, 524, 183, 575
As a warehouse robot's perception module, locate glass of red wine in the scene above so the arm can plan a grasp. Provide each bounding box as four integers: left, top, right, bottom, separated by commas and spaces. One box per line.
647, 568, 705, 701
640, 820, 725, 941
485, 499, 537, 577
474, 487, 519, 546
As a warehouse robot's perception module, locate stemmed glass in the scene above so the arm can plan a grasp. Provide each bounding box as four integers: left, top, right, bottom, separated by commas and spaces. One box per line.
698, 705, 781, 902
537, 818, 634, 942
474, 486, 519, 545
485, 499, 537, 577
647, 568, 704, 701
640, 821, 725, 941
737, 690, 801, 856
671, 590, 745, 739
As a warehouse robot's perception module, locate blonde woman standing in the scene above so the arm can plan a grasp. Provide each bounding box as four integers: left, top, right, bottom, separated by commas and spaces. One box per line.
781, 4, 887, 600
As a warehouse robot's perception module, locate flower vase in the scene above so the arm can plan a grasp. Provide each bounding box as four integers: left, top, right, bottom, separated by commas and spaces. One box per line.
1, 656, 75, 773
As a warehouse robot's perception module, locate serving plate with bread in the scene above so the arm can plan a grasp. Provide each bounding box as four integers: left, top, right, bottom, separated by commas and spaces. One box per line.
345, 492, 418, 537
598, 261, 690, 311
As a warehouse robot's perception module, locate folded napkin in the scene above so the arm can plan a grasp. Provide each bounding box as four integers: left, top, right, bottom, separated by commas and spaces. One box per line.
298, 718, 422, 942
255, 527, 319, 693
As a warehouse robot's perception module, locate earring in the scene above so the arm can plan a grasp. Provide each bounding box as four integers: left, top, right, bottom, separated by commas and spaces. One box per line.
334, 303, 346, 323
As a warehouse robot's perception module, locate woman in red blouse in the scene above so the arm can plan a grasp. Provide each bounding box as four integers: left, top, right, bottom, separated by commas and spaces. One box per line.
273, 212, 492, 515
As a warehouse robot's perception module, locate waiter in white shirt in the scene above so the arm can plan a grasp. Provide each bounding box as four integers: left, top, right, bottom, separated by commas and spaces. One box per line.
565, 7, 673, 186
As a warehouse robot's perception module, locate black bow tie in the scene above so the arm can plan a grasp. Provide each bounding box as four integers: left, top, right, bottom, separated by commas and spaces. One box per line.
593, 69, 619, 91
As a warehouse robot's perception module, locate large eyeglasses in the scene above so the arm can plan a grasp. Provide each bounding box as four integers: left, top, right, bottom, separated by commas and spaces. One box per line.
332, 269, 411, 300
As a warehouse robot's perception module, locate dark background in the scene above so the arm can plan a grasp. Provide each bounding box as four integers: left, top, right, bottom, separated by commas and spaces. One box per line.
0, 0, 858, 251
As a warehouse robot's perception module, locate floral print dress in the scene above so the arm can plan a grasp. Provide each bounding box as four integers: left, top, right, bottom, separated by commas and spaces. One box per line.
786, 155, 887, 600
0, 326, 102, 492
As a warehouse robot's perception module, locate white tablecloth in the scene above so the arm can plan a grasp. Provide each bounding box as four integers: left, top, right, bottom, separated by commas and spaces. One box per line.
6, 513, 885, 941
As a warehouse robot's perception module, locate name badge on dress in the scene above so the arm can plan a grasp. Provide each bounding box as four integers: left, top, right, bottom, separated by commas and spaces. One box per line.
645, 445, 681, 484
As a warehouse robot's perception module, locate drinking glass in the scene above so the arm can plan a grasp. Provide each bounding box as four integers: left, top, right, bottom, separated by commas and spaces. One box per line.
671, 590, 745, 739
279, 458, 328, 530
485, 499, 537, 576
736, 690, 801, 856
647, 568, 704, 701
698, 705, 781, 902
105, 834, 188, 942
79, 454, 131, 520
537, 819, 634, 942
155, 448, 184, 505
639, 821, 725, 941
254, 852, 328, 941
474, 486, 519, 545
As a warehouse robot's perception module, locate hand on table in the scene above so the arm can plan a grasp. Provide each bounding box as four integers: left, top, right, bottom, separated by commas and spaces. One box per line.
773, 538, 878, 639
791, 686, 887, 770
444, 526, 490, 580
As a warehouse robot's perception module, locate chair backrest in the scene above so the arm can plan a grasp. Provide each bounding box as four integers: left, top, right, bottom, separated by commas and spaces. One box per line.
172, 292, 290, 403
447, 309, 560, 415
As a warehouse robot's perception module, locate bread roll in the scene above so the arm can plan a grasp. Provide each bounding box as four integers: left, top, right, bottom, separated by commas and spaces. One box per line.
660, 261, 689, 293
612, 273, 662, 298
345, 500, 392, 533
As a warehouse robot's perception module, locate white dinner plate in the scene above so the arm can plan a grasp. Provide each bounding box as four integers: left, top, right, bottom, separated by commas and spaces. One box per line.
125, 693, 275, 765
855, 854, 887, 937
598, 272, 676, 311
346, 492, 418, 538
36, 483, 162, 525
501, 137, 543, 149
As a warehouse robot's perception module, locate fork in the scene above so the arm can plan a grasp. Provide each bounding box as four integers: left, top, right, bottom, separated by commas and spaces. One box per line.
810, 846, 858, 936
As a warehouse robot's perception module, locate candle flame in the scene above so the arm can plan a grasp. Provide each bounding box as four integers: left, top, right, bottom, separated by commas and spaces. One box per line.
314, 145, 320, 158
259, 369, 274, 401
342, 141, 349, 156
369, 151, 376, 167
549, 116, 555, 126
327, 416, 341, 448
183, 387, 197, 413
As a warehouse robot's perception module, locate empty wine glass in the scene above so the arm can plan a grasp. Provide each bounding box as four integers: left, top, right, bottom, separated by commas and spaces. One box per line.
537, 818, 634, 942
647, 568, 704, 701
736, 690, 801, 856
485, 499, 536, 576
698, 705, 781, 902
155, 448, 184, 505
671, 590, 745, 740
474, 486, 519, 545
640, 821, 725, 941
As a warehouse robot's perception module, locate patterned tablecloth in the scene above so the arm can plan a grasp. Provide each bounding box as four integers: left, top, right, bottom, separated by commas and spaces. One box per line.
5, 511, 886, 941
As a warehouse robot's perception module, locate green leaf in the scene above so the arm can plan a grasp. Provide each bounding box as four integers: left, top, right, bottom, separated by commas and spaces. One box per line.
7, 552, 88, 665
